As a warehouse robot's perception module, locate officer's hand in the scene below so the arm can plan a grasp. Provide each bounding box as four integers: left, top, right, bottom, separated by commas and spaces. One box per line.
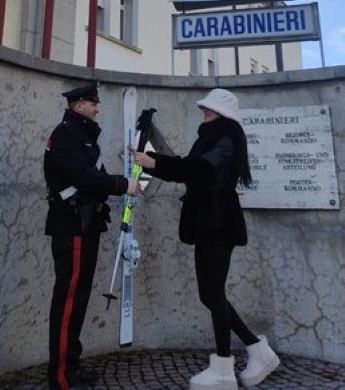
127, 178, 140, 195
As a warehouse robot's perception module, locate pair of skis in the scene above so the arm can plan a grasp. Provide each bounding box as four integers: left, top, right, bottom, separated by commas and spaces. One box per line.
103, 87, 155, 347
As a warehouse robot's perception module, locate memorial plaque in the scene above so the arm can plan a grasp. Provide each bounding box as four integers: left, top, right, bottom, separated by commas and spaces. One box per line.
238, 105, 339, 209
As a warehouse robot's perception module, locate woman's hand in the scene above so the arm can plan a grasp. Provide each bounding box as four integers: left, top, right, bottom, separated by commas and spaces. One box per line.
130, 147, 156, 169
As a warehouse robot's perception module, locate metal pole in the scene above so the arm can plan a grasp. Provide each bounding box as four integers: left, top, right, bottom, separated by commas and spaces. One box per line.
233, 5, 240, 75
172, 47, 175, 75
235, 46, 240, 75
0, 0, 6, 45
171, 12, 177, 75
275, 43, 284, 72
41, 0, 54, 59
317, 5, 326, 67
87, 0, 97, 68
270, 0, 284, 72
319, 40, 325, 68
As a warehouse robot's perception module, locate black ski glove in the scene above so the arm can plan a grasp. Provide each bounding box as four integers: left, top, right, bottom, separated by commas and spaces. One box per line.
136, 108, 157, 131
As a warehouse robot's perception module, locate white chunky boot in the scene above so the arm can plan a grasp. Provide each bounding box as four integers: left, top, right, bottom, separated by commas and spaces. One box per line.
189, 354, 238, 390
240, 335, 280, 387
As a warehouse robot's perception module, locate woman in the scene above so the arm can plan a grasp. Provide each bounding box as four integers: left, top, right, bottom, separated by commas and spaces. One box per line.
133, 89, 280, 389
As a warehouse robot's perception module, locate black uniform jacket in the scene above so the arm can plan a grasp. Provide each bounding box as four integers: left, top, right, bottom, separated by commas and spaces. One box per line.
44, 109, 128, 236
145, 116, 248, 246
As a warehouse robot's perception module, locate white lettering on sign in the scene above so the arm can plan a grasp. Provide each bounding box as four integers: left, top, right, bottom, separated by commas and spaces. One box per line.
173, 3, 320, 49
237, 105, 339, 209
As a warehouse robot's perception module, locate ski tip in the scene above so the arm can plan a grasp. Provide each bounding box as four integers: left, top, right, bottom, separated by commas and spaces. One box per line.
123, 86, 136, 98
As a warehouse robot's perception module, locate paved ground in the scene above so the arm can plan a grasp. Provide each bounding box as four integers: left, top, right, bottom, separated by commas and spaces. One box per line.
0, 349, 344, 389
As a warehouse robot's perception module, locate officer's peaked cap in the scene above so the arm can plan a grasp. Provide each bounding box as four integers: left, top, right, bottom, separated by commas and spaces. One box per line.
62, 82, 100, 103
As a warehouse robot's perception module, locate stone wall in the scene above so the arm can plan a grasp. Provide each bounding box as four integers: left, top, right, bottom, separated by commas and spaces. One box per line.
0, 45, 345, 375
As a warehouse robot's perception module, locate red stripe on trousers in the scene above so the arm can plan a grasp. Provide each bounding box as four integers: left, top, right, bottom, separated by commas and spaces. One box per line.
57, 236, 82, 389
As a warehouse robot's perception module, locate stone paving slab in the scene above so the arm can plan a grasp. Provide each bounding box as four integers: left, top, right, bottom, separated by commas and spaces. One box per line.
0, 349, 344, 389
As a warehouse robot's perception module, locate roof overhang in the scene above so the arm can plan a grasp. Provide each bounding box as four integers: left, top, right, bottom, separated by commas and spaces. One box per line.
172, 1, 294, 12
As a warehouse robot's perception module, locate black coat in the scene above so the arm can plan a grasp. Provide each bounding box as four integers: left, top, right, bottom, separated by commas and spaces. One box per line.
145, 116, 248, 246
44, 109, 128, 235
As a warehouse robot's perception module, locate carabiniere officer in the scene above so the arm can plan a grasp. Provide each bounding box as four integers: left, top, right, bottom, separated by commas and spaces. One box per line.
44, 82, 140, 389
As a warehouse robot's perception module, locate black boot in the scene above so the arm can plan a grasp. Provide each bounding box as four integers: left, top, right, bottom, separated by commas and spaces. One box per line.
71, 366, 99, 389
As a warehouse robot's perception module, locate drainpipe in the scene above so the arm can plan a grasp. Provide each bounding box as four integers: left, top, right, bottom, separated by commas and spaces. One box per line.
87, 0, 97, 68
0, 0, 6, 44
41, 0, 54, 58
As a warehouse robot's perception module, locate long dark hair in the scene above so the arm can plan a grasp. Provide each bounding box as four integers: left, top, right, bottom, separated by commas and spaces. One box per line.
196, 116, 252, 188
230, 119, 252, 188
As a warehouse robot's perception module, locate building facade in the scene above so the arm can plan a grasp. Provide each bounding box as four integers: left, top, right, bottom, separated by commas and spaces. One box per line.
1, 0, 302, 75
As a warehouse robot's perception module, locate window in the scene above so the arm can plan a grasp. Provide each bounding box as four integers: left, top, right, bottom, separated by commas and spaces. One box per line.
208, 59, 215, 77
250, 58, 258, 74
97, 0, 110, 34
97, 0, 105, 32
190, 49, 202, 76
208, 49, 219, 76
119, 0, 137, 46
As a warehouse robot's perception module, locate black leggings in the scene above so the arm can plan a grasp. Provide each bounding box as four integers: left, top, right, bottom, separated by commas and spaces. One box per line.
195, 244, 259, 357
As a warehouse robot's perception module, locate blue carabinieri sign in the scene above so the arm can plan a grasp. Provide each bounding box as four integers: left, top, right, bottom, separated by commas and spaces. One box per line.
173, 3, 320, 49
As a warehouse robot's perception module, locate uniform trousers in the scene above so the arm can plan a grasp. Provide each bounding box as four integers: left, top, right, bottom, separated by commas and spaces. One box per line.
194, 243, 258, 357
48, 233, 100, 389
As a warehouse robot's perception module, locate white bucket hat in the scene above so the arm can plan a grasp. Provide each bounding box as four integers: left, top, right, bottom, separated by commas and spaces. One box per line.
197, 88, 241, 124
